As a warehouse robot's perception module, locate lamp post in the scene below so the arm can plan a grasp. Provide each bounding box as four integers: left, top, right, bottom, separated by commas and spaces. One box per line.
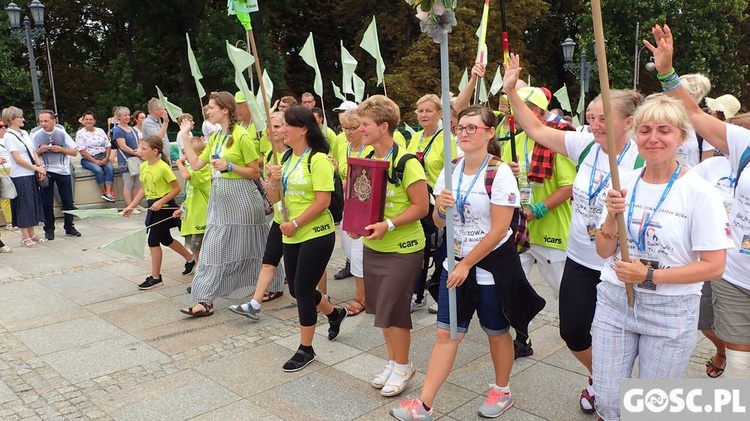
5, 1, 46, 120
561, 37, 595, 124
633, 23, 657, 89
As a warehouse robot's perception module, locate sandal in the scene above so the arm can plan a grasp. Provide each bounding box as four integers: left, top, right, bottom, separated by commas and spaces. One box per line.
706, 354, 726, 378
371, 363, 394, 389
580, 377, 596, 414
180, 302, 214, 317
22, 238, 38, 248
282, 348, 316, 372
262, 291, 284, 302
30, 235, 47, 244
346, 299, 366, 316
380, 364, 416, 397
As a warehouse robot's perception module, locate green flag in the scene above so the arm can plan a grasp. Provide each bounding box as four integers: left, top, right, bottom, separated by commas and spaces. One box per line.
100, 229, 147, 259
299, 32, 323, 97
489, 65, 503, 96
256, 69, 273, 105
403, 123, 416, 138
479, 77, 488, 104
572, 115, 581, 128
360, 16, 385, 86
553, 84, 572, 113
64, 208, 122, 219
185, 34, 205, 98
332, 82, 346, 101
457, 68, 468, 92
576, 93, 585, 115
352, 72, 365, 104
227, 41, 265, 131
227, 0, 258, 30
341, 41, 358, 95
155, 86, 183, 123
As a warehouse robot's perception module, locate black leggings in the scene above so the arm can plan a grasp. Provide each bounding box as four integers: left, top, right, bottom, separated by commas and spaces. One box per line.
146, 199, 179, 248
262, 221, 283, 266
283, 233, 335, 327
558, 257, 601, 352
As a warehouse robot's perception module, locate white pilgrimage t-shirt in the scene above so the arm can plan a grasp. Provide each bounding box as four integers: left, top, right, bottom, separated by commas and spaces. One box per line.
677, 129, 715, 168
564, 131, 642, 270
723, 124, 750, 290
434, 156, 520, 285
599, 169, 732, 296
691, 156, 735, 218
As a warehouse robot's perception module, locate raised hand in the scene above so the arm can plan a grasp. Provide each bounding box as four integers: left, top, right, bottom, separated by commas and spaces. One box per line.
643, 24, 674, 75
502, 53, 522, 93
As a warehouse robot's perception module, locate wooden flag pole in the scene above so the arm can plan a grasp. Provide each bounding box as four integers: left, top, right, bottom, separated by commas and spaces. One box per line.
590, 0, 635, 306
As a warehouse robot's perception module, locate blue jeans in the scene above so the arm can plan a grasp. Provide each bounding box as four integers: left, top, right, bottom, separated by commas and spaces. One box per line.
40, 171, 75, 233
80, 158, 114, 187
436, 269, 510, 336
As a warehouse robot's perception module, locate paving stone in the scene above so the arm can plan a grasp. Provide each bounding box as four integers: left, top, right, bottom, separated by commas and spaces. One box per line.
13, 316, 126, 356
38, 269, 138, 306
191, 399, 282, 420
0, 290, 91, 333
508, 362, 591, 421
275, 329, 363, 366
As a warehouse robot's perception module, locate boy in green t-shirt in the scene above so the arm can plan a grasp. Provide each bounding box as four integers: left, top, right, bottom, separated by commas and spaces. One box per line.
173, 137, 212, 274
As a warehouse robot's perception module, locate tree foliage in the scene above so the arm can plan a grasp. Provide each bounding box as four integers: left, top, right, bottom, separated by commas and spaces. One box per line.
0, 0, 747, 128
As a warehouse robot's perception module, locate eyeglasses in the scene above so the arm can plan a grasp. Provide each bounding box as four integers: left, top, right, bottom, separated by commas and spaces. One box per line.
0, 125, 7, 129
453, 124, 491, 134
343, 126, 359, 131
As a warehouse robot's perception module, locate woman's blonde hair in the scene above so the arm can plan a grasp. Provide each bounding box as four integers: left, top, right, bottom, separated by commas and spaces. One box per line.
679, 73, 711, 103
415, 94, 441, 112
1, 106, 23, 123
727, 112, 750, 130
591, 89, 644, 120
631, 95, 692, 141
357, 95, 400, 136
339, 109, 360, 127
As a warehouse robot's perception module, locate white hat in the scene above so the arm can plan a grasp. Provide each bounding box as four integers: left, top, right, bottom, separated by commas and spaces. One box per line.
705, 94, 741, 119
333, 101, 358, 112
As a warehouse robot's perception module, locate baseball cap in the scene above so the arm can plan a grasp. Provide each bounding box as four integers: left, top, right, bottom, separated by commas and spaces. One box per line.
705, 94, 741, 119
234, 91, 247, 104
333, 101, 358, 112
539, 87, 553, 102
517, 87, 549, 110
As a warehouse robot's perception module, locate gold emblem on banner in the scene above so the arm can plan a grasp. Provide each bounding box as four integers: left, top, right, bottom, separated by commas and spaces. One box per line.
353, 169, 372, 201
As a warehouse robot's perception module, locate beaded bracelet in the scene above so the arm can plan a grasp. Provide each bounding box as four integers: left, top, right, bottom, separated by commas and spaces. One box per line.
657, 67, 676, 81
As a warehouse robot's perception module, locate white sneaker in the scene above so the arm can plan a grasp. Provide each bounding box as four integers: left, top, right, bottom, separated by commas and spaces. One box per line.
428, 302, 438, 314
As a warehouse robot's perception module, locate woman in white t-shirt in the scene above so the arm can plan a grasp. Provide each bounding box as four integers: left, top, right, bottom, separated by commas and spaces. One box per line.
502, 53, 644, 413
647, 23, 750, 381
392, 106, 531, 420
595, 95, 731, 421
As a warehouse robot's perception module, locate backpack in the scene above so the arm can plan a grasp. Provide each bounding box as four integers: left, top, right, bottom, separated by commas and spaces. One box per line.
576, 141, 645, 172
451, 155, 530, 253
281, 149, 344, 223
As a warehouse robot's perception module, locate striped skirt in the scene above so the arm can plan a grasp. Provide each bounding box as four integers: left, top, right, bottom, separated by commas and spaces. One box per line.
10, 175, 44, 229
191, 177, 284, 301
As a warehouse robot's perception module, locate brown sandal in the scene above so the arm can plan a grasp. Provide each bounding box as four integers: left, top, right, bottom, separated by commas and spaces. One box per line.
580, 377, 596, 414
346, 299, 366, 316
706, 354, 726, 378
262, 291, 284, 302
180, 302, 214, 317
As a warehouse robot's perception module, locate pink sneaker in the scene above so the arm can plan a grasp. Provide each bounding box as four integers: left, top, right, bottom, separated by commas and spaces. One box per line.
478, 384, 513, 418
390, 398, 433, 421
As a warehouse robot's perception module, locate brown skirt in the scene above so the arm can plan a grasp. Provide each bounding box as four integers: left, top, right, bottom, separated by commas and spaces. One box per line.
363, 246, 424, 329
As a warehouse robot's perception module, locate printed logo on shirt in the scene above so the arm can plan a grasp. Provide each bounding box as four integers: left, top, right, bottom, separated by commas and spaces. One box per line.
312, 223, 331, 233
543, 235, 563, 245
399, 240, 419, 249
507, 193, 516, 203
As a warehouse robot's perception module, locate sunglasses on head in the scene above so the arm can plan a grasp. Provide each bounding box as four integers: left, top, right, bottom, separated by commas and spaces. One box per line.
0, 124, 7, 129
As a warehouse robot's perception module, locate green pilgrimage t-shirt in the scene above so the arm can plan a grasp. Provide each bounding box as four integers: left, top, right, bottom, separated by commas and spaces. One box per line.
265, 149, 287, 225
500, 132, 575, 251
336, 141, 373, 182
181, 164, 212, 236
199, 125, 260, 179
406, 129, 457, 188
362, 147, 426, 254
281, 150, 335, 244
140, 159, 175, 200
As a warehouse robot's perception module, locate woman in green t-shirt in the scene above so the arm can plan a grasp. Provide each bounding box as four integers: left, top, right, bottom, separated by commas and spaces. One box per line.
350, 95, 429, 397
179, 91, 275, 318
265, 106, 347, 372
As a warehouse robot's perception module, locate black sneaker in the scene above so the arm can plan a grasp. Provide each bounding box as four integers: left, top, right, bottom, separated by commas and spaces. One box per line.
333, 261, 352, 279
44, 231, 54, 241
282, 348, 316, 372
138, 276, 163, 290
513, 338, 533, 359
327, 307, 348, 341
65, 228, 81, 237
182, 259, 196, 275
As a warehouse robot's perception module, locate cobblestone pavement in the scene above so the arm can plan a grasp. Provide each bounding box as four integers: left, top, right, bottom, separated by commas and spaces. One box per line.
0, 216, 718, 420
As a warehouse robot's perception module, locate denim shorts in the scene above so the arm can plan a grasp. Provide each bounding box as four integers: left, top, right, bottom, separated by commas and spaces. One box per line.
436, 270, 510, 336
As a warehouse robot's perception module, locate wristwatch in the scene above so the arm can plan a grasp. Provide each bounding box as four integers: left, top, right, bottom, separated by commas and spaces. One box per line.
645, 266, 654, 283
386, 218, 395, 232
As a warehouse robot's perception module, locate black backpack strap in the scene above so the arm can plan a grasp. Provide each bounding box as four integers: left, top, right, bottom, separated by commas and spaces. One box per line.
281, 148, 294, 164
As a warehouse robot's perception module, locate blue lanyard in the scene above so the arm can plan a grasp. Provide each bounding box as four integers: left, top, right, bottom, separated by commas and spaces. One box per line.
627, 162, 682, 253
281, 147, 310, 195
212, 132, 230, 158
379, 145, 394, 161
348, 144, 365, 158
455, 154, 491, 223
523, 136, 530, 171
588, 142, 631, 206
